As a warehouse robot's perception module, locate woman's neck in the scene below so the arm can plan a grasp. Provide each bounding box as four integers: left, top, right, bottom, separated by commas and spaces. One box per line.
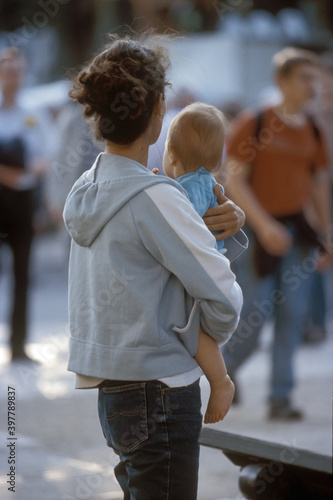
105, 136, 150, 167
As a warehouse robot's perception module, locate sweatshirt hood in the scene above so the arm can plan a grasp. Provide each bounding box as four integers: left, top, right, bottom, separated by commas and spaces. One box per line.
63, 153, 185, 247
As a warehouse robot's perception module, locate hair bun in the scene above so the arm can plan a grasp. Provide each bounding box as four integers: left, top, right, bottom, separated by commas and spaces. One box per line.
68, 35, 170, 145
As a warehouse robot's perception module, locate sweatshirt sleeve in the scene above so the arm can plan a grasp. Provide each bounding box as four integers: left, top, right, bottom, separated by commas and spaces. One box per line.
131, 183, 243, 346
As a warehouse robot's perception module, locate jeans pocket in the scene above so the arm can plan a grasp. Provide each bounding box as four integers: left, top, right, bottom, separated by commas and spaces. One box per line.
100, 382, 148, 453
162, 380, 202, 417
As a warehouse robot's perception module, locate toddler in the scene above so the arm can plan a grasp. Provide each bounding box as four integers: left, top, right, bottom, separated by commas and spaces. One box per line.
163, 102, 236, 424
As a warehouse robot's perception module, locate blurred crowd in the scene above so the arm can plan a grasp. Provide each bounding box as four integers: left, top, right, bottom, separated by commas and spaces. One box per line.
0, 40, 332, 419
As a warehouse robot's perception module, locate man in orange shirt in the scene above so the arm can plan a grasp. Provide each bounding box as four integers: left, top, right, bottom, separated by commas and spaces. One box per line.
221, 47, 332, 420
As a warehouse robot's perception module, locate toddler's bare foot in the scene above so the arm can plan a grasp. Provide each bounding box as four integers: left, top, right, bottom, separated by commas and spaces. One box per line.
204, 376, 235, 424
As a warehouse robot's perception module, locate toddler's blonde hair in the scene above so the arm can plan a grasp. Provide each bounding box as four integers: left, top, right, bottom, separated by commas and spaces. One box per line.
166, 102, 227, 173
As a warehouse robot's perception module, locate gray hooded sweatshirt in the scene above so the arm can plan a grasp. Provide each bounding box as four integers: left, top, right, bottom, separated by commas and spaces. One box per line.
63, 153, 243, 381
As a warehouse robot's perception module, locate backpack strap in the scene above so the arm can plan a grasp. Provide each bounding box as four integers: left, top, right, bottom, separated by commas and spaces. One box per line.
246, 109, 265, 185
306, 114, 321, 141
306, 114, 322, 173
253, 108, 265, 143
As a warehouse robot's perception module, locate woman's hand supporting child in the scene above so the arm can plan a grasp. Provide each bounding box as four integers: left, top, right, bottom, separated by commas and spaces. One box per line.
204, 185, 245, 240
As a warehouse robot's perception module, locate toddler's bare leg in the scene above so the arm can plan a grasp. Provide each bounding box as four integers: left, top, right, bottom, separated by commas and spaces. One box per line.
195, 326, 235, 424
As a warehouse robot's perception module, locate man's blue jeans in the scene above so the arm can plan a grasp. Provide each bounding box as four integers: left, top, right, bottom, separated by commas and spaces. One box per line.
98, 379, 202, 499
223, 226, 316, 403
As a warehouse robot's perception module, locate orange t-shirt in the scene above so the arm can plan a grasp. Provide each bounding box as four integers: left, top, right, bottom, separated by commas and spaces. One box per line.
226, 107, 328, 217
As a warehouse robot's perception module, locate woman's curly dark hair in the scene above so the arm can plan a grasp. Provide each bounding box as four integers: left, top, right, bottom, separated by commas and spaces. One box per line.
69, 34, 171, 145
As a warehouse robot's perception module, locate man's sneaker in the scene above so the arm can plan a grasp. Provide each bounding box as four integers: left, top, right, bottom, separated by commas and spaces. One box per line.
304, 325, 327, 344
268, 399, 303, 421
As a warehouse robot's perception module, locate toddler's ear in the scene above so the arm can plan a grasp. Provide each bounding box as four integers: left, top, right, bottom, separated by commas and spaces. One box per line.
168, 145, 178, 166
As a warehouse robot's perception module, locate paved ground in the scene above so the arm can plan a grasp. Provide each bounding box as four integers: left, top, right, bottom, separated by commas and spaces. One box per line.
0, 232, 332, 500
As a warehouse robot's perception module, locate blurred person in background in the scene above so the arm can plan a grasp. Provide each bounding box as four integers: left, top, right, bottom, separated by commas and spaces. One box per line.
46, 100, 101, 231
0, 47, 50, 362
304, 52, 333, 343
221, 47, 332, 420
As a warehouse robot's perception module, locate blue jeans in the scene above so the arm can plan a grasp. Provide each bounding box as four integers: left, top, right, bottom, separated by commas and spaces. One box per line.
309, 271, 326, 327
223, 226, 315, 402
98, 379, 202, 499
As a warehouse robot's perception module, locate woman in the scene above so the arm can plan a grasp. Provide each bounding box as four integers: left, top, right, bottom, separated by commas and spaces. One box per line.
64, 34, 243, 499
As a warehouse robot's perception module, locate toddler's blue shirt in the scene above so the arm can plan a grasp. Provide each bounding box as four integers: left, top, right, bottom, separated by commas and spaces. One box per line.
177, 167, 225, 251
